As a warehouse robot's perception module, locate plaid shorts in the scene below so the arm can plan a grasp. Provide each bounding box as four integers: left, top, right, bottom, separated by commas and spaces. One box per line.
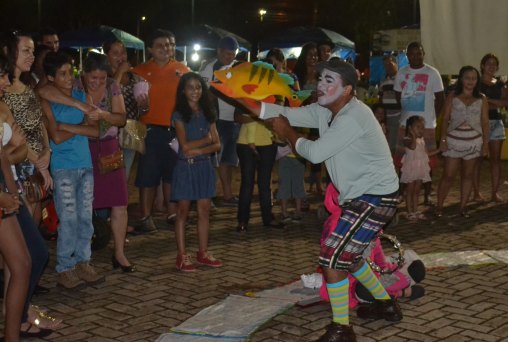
319, 192, 399, 271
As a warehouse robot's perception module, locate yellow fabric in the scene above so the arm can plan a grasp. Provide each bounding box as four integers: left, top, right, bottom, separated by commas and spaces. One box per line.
237, 120, 273, 146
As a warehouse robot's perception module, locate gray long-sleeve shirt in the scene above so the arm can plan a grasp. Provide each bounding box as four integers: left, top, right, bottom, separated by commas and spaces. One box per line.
260, 98, 398, 204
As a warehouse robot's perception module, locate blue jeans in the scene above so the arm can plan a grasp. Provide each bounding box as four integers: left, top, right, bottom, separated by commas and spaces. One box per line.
52, 168, 94, 273
237, 143, 276, 225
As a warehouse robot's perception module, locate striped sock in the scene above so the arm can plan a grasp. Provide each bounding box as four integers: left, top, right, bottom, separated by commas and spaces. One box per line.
326, 278, 349, 325
352, 262, 390, 300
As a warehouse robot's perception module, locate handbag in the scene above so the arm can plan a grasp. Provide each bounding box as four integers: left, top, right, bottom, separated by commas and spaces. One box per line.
118, 119, 147, 154
98, 147, 125, 175
23, 171, 49, 203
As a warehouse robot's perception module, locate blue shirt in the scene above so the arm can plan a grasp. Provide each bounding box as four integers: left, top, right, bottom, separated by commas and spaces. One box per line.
49, 88, 92, 170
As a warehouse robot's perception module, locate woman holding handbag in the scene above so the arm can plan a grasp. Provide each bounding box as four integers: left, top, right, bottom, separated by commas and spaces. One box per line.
104, 39, 149, 179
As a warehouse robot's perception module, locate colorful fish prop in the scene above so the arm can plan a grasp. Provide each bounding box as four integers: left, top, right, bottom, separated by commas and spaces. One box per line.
210, 61, 311, 107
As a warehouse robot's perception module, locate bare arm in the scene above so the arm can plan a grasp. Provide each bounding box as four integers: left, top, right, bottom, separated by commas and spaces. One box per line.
480, 95, 490, 156
88, 93, 126, 127
434, 91, 445, 118
488, 85, 508, 108
174, 120, 213, 155
37, 84, 92, 113
439, 94, 453, 152
41, 99, 75, 144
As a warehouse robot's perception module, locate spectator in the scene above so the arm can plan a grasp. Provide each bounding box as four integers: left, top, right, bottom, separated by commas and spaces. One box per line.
317, 40, 334, 62
437, 66, 489, 217
132, 29, 189, 232
379, 55, 401, 153
473, 53, 508, 203
39, 27, 59, 52
394, 42, 445, 206
199, 36, 240, 207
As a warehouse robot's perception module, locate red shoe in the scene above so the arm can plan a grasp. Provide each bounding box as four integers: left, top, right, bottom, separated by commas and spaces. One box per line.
176, 254, 196, 272
196, 251, 223, 268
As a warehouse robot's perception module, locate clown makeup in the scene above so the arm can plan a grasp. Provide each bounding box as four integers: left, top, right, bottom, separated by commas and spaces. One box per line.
317, 69, 345, 106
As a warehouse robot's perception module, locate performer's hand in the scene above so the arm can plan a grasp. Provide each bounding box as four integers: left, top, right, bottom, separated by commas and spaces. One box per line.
268, 115, 292, 139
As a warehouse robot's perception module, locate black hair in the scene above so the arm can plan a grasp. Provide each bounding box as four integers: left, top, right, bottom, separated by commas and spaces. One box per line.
0, 30, 35, 86
43, 51, 72, 77
406, 41, 424, 52
480, 53, 499, 74
83, 52, 112, 74
103, 39, 124, 54
146, 29, 174, 48
454, 65, 481, 98
40, 27, 58, 38
371, 103, 386, 123
266, 48, 285, 63
293, 42, 317, 86
174, 72, 216, 124
405, 115, 424, 136
0, 53, 8, 75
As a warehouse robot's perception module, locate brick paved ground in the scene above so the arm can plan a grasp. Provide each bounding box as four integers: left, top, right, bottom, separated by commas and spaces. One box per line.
2, 163, 508, 341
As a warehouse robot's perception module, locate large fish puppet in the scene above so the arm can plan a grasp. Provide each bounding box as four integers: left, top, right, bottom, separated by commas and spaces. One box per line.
210, 61, 311, 107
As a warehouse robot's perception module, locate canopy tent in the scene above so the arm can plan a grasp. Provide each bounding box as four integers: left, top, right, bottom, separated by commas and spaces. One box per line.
59, 25, 145, 67
420, 0, 508, 75
257, 26, 356, 61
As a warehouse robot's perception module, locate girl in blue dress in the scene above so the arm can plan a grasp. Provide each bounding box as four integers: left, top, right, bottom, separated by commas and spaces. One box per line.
171, 73, 222, 272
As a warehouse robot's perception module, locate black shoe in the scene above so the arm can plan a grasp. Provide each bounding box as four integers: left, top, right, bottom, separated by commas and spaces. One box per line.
236, 223, 247, 233
318, 322, 356, 342
20, 323, 54, 338
135, 216, 158, 234
34, 284, 50, 295
112, 256, 136, 273
356, 297, 402, 322
263, 220, 285, 229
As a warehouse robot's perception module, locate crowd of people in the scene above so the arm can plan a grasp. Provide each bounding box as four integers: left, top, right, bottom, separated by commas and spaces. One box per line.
0, 23, 505, 342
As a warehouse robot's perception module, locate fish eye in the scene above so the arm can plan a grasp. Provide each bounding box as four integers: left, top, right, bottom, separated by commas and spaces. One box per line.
226, 72, 232, 79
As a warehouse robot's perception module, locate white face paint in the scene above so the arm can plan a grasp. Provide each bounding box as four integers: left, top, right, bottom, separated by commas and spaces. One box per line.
317, 69, 345, 106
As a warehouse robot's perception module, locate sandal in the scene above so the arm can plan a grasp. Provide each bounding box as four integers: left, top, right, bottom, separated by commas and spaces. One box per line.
406, 213, 418, 222
166, 213, 176, 225
415, 212, 428, 221
28, 305, 62, 330
20, 323, 53, 338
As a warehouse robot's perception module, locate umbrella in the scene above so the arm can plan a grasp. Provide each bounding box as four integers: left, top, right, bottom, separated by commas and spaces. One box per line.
173, 24, 252, 51
59, 25, 144, 50
258, 26, 355, 51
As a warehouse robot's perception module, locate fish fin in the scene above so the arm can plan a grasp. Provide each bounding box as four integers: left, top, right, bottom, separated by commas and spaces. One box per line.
279, 73, 295, 86
253, 61, 275, 70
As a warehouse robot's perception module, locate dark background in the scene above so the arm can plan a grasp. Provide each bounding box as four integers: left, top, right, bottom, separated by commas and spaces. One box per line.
0, 0, 420, 69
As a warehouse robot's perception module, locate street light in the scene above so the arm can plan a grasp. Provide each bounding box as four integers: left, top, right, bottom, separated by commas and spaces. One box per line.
259, 8, 267, 22
136, 15, 146, 38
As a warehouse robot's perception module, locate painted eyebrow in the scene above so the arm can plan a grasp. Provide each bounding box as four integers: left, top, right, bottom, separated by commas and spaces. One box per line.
324, 75, 336, 81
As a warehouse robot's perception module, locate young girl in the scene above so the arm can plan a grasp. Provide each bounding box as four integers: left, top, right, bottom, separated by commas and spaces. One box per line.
400, 116, 439, 221
171, 73, 222, 272
372, 103, 388, 137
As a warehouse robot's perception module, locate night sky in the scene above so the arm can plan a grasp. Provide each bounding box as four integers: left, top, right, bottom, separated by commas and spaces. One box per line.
0, 0, 419, 67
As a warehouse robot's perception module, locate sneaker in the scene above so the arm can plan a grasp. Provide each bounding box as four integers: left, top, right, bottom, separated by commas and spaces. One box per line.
356, 297, 402, 322
176, 254, 197, 272
318, 322, 356, 342
136, 216, 158, 234
57, 269, 86, 290
291, 213, 302, 222
281, 215, 292, 224
221, 197, 239, 207
75, 262, 105, 285
196, 251, 223, 268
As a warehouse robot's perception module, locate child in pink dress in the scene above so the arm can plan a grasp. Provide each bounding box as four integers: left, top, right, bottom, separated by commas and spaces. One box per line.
400, 116, 439, 221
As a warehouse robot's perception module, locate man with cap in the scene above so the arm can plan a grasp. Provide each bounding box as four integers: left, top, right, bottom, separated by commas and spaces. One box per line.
236, 59, 401, 341
199, 36, 241, 207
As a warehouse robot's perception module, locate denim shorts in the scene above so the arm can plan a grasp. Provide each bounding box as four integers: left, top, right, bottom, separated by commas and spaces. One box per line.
135, 125, 178, 188
217, 119, 240, 166
489, 119, 506, 141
